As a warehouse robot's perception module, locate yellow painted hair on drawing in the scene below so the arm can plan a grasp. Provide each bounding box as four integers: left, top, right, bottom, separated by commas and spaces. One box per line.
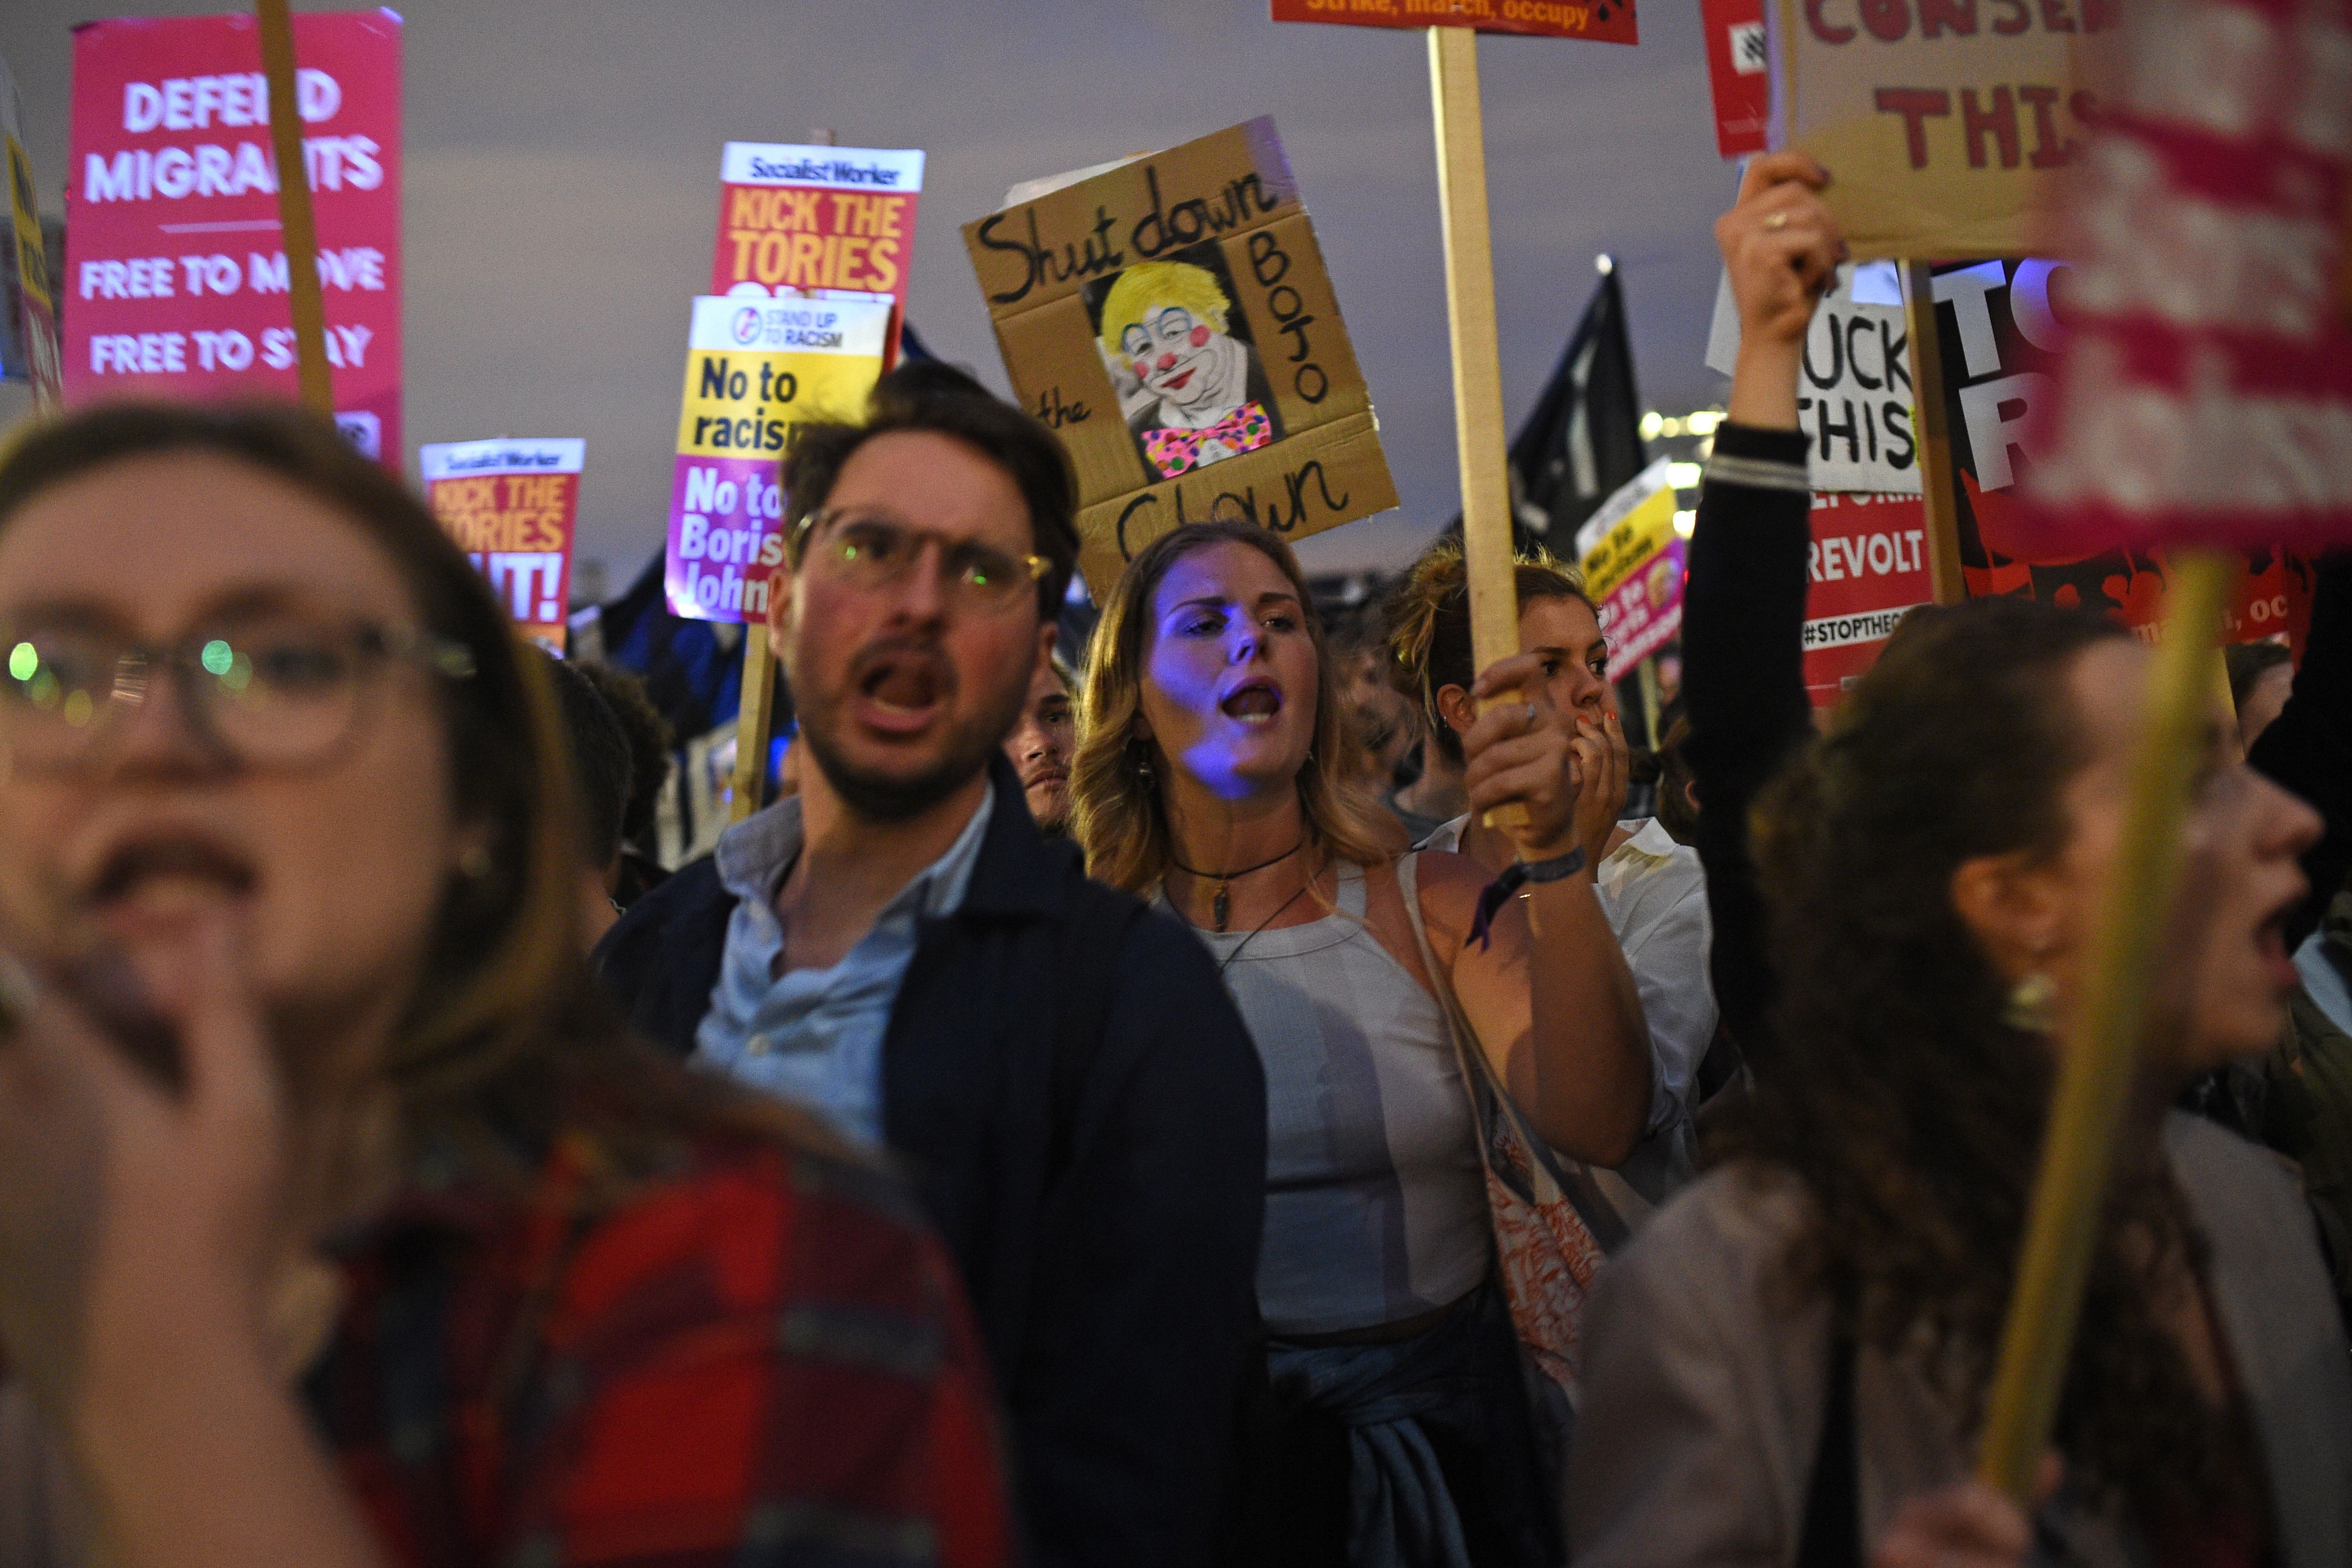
1096, 261, 1233, 362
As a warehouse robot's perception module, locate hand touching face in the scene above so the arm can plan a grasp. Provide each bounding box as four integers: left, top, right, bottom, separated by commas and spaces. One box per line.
0, 452, 463, 1072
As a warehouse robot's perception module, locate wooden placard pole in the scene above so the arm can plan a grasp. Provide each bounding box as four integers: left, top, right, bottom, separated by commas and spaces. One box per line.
1902, 260, 1967, 607
1427, 27, 1524, 829
1973, 550, 2234, 1499
727, 621, 776, 824
256, 0, 334, 419
1427, 28, 1514, 692
721, 127, 841, 826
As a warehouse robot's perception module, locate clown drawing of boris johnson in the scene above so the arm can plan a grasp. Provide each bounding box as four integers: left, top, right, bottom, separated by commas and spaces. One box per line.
1090, 249, 1285, 480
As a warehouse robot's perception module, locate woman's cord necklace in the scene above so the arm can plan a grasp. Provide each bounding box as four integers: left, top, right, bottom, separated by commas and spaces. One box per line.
1216, 879, 1313, 977
1168, 839, 1305, 933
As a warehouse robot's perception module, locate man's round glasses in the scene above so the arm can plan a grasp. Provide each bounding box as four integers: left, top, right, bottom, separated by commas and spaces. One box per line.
0, 614, 477, 773
786, 507, 1048, 614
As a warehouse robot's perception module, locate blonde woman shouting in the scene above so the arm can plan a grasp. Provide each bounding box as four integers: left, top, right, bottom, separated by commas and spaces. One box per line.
1071, 518, 1649, 1568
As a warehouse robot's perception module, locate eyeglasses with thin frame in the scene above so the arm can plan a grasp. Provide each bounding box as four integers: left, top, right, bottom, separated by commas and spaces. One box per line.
0, 612, 477, 774
786, 507, 1048, 614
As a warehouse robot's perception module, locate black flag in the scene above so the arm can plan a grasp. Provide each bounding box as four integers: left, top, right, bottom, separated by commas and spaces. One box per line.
1508, 262, 1647, 548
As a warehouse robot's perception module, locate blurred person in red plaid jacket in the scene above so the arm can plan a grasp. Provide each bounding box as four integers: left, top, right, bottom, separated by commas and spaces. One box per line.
0, 403, 1010, 1568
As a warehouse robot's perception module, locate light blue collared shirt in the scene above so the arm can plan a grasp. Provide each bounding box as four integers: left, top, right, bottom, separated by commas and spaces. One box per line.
692, 788, 993, 1143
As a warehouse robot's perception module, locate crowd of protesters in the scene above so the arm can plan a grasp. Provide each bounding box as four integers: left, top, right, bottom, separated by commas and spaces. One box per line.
0, 149, 2347, 1568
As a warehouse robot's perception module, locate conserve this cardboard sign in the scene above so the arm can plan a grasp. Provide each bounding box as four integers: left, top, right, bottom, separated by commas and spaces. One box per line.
421, 438, 584, 653
964, 117, 1397, 590
1270, 0, 1637, 44
1770, 0, 2108, 260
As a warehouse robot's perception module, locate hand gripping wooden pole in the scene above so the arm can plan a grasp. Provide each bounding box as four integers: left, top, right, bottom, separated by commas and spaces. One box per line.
1427, 27, 1524, 830
256, 0, 334, 419
1974, 550, 2235, 1499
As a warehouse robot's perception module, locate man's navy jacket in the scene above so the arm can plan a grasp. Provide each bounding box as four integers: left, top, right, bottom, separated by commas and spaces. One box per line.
593, 752, 1267, 1568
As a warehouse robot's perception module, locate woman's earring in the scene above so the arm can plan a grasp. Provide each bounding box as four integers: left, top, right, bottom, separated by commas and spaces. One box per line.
1132, 745, 1154, 787
2004, 971, 2058, 1035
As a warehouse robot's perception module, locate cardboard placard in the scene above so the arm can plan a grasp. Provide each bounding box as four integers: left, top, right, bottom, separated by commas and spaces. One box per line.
1269, 0, 1637, 45
421, 439, 584, 653
1769, 0, 2106, 261
1, 56, 62, 408
710, 142, 923, 368
663, 294, 890, 624
62, 10, 402, 458
1801, 490, 1930, 706
965, 118, 1397, 589
1701, 0, 1769, 159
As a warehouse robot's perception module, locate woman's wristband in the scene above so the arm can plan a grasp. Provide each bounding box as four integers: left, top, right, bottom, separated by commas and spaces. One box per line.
1466, 847, 1588, 950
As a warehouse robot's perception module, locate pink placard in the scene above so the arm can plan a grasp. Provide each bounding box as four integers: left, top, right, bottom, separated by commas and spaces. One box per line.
1595, 537, 1685, 684
63, 11, 402, 461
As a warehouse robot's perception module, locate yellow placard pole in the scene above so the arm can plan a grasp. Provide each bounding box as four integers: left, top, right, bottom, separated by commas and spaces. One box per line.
1974, 550, 2234, 1499
256, 0, 333, 419
1902, 260, 1967, 607
1427, 27, 1525, 829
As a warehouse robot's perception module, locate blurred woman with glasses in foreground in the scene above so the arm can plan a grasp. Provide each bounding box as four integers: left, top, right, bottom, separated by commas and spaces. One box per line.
0, 404, 1011, 1568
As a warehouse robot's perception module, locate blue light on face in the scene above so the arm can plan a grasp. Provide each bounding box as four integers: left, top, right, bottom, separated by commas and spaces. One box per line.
200, 639, 235, 676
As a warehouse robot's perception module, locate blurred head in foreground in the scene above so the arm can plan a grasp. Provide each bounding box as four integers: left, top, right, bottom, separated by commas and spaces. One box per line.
0, 402, 826, 1182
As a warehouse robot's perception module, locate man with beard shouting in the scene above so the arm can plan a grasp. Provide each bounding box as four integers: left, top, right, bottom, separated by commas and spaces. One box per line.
596, 371, 1267, 1568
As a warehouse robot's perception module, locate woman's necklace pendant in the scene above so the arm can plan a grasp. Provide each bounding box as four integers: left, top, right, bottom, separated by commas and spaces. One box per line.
1213, 883, 1231, 933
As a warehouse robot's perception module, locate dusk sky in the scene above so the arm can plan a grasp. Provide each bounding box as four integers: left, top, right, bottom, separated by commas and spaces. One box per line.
1, 0, 1742, 589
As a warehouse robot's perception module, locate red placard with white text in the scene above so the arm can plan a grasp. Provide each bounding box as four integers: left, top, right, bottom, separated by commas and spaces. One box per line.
1269, 0, 1636, 45
711, 143, 922, 371
1803, 491, 1931, 707
63, 11, 401, 461
421, 438, 583, 654
1700, 0, 1768, 158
